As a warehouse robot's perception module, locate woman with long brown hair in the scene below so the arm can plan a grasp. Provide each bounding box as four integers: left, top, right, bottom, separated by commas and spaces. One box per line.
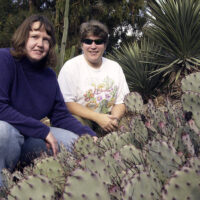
0, 15, 96, 187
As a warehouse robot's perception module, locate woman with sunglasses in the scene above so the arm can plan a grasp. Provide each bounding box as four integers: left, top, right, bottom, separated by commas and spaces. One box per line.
58, 20, 129, 136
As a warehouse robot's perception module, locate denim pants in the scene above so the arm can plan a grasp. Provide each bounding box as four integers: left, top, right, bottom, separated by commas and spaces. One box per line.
0, 120, 78, 187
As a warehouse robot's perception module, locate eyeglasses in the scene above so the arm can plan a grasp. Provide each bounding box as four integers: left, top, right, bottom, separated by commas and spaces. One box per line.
81, 39, 105, 45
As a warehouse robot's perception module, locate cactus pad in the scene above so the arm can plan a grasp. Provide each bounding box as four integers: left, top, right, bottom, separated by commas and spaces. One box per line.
63, 168, 110, 200
124, 92, 144, 114
162, 167, 200, 200
123, 171, 162, 200
7, 175, 55, 200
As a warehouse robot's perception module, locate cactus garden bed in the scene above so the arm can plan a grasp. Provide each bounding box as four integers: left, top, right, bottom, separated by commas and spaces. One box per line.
0, 72, 200, 200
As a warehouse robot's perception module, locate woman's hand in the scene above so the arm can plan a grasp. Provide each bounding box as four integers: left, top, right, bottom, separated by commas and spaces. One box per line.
45, 132, 59, 156
95, 113, 119, 132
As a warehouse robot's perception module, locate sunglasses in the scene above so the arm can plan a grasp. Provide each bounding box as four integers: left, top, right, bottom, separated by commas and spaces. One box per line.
81, 38, 105, 45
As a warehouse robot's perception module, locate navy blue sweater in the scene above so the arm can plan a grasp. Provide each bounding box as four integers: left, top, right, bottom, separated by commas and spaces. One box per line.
0, 48, 96, 139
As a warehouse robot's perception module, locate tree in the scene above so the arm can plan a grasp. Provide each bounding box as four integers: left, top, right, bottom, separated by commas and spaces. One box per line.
55, 0, 146, 56
0, 0, 55, 48
0, 0, 146, 66
0, 0, 19, 47
58, 0, 70, 70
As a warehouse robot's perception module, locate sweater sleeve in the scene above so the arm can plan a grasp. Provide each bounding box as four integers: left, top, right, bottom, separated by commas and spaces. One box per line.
48, 82, 96, 137
0, 50, 50, 139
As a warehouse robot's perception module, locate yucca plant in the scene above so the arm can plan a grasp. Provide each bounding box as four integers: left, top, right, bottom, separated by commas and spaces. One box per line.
108, 38, 165, 102
146, 0, 200, 85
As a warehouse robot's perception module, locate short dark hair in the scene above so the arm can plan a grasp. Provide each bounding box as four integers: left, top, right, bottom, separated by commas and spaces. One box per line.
80, 20, 109, 45
11, 14, 57, 67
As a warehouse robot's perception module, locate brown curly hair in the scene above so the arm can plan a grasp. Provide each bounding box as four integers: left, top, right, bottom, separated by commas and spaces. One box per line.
11, 14, 57, 68
80, 20, 109, 46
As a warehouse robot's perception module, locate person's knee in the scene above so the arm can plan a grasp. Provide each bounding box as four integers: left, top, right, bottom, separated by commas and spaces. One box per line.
50, 127, 78, 150
0, 121, 14, 146
0, 121, 23, 146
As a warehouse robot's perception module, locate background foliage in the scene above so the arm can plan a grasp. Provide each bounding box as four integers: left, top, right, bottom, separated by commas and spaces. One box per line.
0, 0, 146, 55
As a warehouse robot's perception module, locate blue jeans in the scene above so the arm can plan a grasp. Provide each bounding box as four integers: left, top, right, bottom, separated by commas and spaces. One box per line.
0, 121, 78, 187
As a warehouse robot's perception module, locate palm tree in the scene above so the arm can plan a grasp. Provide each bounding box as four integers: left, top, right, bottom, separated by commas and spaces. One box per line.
145, 0, 200, 85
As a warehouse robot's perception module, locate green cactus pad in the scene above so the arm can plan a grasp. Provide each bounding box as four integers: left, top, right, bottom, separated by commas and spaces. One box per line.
123, 171, 162, 200
124, 92, 144, 114
187, 157, 200, 171
162, 167, 200, 200
174, 126, 194, 157
119, 144, 145, 167
33, 156, 65, 191
165, 99, 184, 127
1, 169, 15, 189
182, 92, 200, 129
118, 115, 132, 132
116, 132, 135, 149
79, 154, 112, 185
121, 165, 146, 189
57, 144, 77, 174
99, 131, 135, 152
131, 117, 148, 147
181, 72, 200, 129
63, 168, 111, 200
101, 149, 124, 182
7, 175, 55, 200
73, 134, 99, 157
146, 140, 183, 182
181, 72, 200, 93
99, 132, 119, 151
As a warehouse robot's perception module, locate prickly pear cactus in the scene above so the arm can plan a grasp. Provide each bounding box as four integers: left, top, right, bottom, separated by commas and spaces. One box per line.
4, 76, 200, 199
98, 131, 119, 151
32, 156, 65, 191
7, 175, 55, 200
57, 144, 77, 174
182, 92, 200, 129
146, 140, 183, 182
79, 154, 112, 185
119, 144, 145, 167
99, 131, 135, 153
124, 92, 144, 114
181, 72, 200, 129
123, 171, 162, 200
162, 167, 200, 200
62, 168, 111, 200
118, 115, 132, 132
115, 132, 134, 149
120, 165, 146, 189
101, 149, 124, 182
73, 134, 99, 158
181, 72, 200, 93
186, 156, 200, 170
131, 116, 148, 148
1, 169, 15, 189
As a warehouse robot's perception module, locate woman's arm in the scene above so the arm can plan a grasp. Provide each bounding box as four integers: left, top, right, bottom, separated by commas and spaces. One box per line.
66, 102, 117, 131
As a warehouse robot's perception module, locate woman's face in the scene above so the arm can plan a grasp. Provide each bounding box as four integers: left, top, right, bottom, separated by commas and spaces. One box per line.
25, 21, 51, 62
81, 35, 106, 68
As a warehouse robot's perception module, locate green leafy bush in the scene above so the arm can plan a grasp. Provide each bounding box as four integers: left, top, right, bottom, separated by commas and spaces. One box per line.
108, 39, 165, 102
145, 0, 200, 85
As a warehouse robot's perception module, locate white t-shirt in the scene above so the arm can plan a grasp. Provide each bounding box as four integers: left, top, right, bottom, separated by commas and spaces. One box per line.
58, 54, 129, 113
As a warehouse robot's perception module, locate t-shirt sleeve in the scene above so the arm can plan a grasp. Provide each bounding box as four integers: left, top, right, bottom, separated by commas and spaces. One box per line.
115, 65, 130, 104
58, 62, 77, 103
0, 50, 50, 139
48, 83, 96, 137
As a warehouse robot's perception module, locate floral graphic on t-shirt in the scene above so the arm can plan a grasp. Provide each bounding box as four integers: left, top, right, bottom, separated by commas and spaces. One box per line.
84, 76, 117, 113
